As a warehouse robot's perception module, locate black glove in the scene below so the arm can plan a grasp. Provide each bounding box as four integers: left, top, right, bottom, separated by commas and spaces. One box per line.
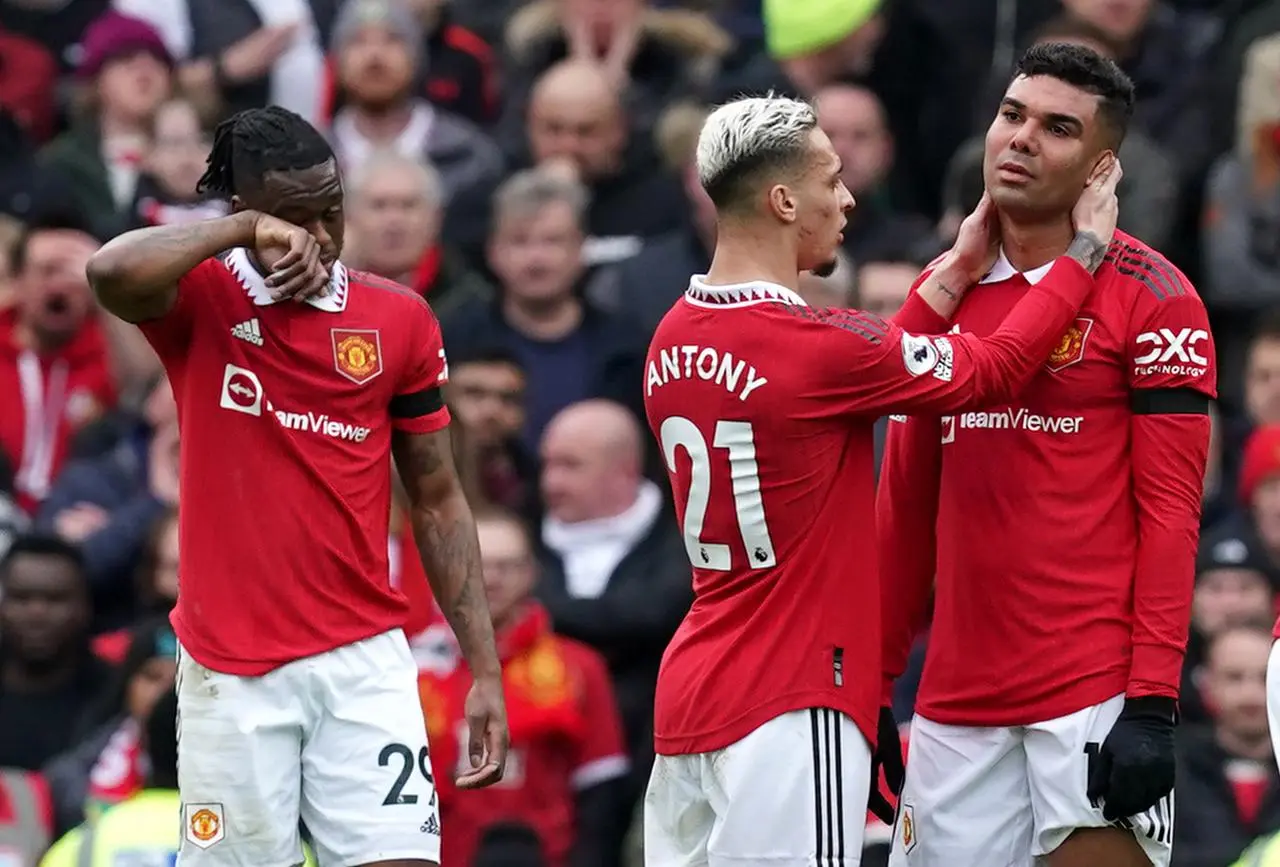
1086, 696, 1177, 821
868, 706, 905, 824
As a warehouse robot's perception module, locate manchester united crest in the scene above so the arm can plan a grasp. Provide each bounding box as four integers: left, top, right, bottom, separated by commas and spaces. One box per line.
332, 329, 383, 385
184, 803, 225, 849
900, 803, 917, 853
1045, 317, 1094, 373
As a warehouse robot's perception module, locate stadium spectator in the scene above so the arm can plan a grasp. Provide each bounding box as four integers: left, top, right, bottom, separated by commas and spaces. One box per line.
327, 0, 503, 234
445, 349, 538, 517
1238, 426, 1280, 573
0, 535, 107, 771
42, 616, 176, 834
420, 508, 630, 867
0, 22, 57, 144
0, 216, 116, 514
521, 60, 685, 266
762, 0, 885, 95
501, 0, 732, 134
113, 0, 333, 126
857, 256, 921, 320
36, 374, 176, 628
814, 83, 935, 262
600, 101, 713, 335
441, 169, 645, 450
38, 10, 173, 239
398, 0, 500, 125
128, 98, 228, 230
1183, 529, 1277, 722
1175, 622, 1280, 866
343, 149, 493, 320
535, 400, 691, 811
1204, 34, 1280, 412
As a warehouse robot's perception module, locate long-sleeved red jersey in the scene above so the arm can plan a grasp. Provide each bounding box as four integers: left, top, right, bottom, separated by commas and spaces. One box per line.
643, 258, 1096, 756
878, 232, 1216, 727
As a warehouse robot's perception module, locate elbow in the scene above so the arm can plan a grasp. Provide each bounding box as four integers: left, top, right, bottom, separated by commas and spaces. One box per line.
85, 246, 127, 300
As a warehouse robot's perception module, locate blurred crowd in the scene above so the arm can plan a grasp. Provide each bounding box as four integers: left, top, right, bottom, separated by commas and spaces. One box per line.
2, 0, 1280, 865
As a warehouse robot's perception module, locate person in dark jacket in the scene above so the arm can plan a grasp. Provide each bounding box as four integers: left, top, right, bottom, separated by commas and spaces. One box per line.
534, 400, 692, 815
440, 168, 646, 453
1174, 622, 1280, 867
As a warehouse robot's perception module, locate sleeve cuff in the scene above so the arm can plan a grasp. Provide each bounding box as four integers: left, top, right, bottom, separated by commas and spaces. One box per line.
1127, 643, 1185, 699
893, 290, 951, 334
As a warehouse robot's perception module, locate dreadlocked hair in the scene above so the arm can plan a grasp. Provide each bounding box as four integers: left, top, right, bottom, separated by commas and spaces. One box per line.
197, 106, 336, 197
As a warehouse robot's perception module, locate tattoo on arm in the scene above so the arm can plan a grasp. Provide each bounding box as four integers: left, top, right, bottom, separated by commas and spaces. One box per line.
1066, 231, 1108, 275
937, 283, 959, 301
391, 428, 500, 678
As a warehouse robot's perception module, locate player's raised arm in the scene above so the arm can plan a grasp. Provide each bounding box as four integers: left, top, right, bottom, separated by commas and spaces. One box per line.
812, 159, 1122, 418
86, 117, 333, 323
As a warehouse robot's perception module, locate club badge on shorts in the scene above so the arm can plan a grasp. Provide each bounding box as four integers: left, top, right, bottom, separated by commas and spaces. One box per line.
899, 802, 917, 855
184, 802, 226, 848
332, 329, 383, 385
1046, 317, 1094, 373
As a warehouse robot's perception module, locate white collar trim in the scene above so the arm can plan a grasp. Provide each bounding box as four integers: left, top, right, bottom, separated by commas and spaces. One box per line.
979, 248, 1054, 286
224, 247, 350, 312
684, 274, 807, 308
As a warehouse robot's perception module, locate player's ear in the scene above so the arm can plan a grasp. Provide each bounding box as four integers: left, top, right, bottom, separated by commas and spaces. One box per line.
1085, 150, 1116, 186
768, 184, 798, 224
230, 195, 246, 213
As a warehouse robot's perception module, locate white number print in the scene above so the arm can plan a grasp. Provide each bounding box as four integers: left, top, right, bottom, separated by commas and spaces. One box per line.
659, 417, 777, 571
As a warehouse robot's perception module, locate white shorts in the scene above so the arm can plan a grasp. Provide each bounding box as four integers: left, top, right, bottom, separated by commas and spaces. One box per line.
888, 694, 1171, 867
644, 708, 871, 866
176, 630, 441, 867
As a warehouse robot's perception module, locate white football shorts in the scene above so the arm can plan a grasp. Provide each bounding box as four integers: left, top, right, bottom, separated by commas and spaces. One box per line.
1266, 641, 1280, 769
644, 708, 871, 866
175, 629, 441, 867
888, 693, 1172, 867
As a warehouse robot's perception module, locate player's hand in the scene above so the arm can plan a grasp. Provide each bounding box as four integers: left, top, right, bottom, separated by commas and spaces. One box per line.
867, 706, 905, 824
1086, 696, 1176, 821
1071, 154, 1123, 247
253, 213, 330, 302
940, 192, 1000, 285
455, 675, 509, 790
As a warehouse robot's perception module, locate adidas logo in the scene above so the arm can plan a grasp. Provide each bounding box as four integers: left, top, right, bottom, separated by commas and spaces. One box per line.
231, 318, 263, 346
420, 814, 440, 836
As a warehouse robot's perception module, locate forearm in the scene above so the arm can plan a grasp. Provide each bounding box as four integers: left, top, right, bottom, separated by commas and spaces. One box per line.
409, 491, 501, 679
911, 263, 971, 321
86, 212, 257, 319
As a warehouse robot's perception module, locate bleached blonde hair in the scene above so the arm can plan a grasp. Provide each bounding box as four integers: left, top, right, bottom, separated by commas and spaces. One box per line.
695, 93, 817, 211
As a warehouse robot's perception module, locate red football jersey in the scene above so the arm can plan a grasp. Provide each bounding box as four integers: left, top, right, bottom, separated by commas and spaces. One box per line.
879, 232, 1217, 726
0, 311, 116, 513
643, 262, 1097, 755
138, 248, 451, 675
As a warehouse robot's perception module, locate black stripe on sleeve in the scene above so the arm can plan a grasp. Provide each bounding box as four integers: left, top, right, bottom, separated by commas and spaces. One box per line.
1130, 387, 1210, 416
390, 386, 445, 419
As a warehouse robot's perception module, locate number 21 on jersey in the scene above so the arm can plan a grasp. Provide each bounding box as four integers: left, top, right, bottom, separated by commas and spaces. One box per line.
659, 417, 777, 571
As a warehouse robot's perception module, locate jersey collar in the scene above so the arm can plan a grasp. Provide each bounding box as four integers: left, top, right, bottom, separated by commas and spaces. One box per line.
684, 275, 807, 308
979, 249, 1054, 286
224, 247, 350, 312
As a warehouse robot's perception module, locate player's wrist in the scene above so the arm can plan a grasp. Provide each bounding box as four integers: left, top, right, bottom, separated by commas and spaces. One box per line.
1121, 695, 1178, 723
1065, 231, 1108, 274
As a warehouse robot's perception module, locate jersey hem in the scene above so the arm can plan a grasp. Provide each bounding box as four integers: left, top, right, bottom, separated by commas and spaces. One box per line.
915, 671, 1128, 727
172, 612, 406, 676
654, 692, 875, 756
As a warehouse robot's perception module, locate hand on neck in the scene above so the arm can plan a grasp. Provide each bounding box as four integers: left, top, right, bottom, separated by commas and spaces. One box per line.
998, 211, 1076, 274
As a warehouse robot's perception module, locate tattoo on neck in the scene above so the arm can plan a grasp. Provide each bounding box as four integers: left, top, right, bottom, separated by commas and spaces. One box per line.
1067, 231, 1108, 274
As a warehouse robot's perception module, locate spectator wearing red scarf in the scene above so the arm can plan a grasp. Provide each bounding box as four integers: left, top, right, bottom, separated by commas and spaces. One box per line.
0, 216, 115, 515
417, 509, 629, 867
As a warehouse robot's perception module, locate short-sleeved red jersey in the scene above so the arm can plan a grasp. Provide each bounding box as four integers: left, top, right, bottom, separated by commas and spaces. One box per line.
139, 249, 451, 675
879, 232, 1217, 726
643, 262, 1097, 755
